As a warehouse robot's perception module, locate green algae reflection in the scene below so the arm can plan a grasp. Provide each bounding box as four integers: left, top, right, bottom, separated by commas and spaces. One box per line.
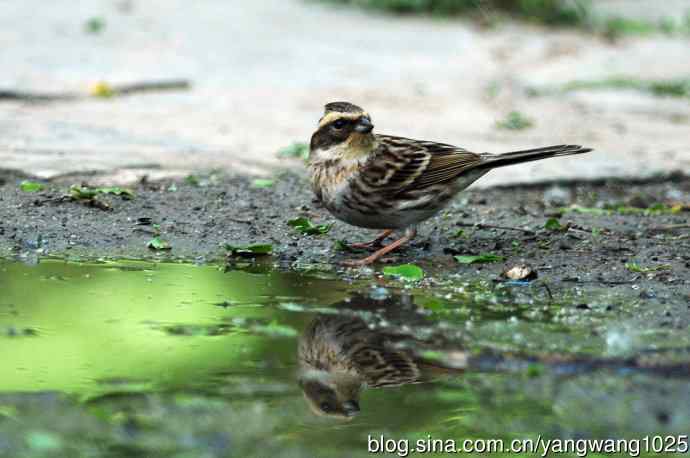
0, 259, 349, 398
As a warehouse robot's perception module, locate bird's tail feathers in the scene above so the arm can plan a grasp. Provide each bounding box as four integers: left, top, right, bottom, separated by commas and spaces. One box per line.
477, 144, 592, 170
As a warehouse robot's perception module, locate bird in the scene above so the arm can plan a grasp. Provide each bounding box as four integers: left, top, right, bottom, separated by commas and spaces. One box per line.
308, 101, 593, 266
297, 293, 466, 418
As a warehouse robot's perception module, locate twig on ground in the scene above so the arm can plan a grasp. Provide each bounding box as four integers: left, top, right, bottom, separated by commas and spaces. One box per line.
229, 218, 253, 224
647, 223, 690, 232
456, 222, 535, 235
0, 90, 78, 102
112, 80, 190, 95
0, 79, 191, 103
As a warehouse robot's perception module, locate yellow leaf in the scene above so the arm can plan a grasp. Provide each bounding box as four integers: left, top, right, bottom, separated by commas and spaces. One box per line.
89, 81, 114, 98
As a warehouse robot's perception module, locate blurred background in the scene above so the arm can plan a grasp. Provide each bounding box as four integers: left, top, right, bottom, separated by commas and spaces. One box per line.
1, 0, 688, 185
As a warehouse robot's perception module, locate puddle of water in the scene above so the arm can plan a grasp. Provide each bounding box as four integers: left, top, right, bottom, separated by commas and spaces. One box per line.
1, 259, 689, 457
0, 259, 351, 397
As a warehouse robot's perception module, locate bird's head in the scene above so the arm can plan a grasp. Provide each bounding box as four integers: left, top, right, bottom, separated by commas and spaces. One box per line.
298, 369, 362, 419
309, 101, 376, 162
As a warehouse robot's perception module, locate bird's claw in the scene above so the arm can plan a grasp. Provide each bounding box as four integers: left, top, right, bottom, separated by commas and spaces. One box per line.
347, 241, 385, 251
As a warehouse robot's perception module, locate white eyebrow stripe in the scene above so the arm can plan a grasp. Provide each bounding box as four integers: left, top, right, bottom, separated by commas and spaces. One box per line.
318, 112, 369, 128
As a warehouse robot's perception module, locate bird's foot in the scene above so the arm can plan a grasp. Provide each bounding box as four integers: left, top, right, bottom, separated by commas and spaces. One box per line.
341, 229, 416, 267
347, 230, 393, 251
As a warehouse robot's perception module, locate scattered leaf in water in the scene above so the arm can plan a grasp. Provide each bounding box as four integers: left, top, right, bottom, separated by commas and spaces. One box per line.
454, 229, 465, 238
625, 263, 671, 273
19, 180, 45, 193
288, 217, 332, 235
0, 405, 18, 420
163, 323, 232, 336
26, 431, 63, 452
502, 264, 538, 281
454, 254, 504, 264
526, 363, 544, 377
5, 326, 38, 337
251, 178, 275, 189
277, 142, 309, 161
225, 243, 272, 257
382, 264, 424, 281
147, 237, 172, 251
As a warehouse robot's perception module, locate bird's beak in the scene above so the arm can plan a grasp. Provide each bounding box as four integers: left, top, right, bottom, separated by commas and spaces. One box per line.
342, 400, 360, 417
354, 117, 374, 134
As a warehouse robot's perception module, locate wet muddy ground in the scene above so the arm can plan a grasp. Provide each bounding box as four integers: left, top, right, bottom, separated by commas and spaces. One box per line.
1, 169, 689, 457
2, 168, 688, 308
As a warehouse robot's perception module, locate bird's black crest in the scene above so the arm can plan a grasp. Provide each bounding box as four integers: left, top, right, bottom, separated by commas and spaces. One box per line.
324, 102, 364, 114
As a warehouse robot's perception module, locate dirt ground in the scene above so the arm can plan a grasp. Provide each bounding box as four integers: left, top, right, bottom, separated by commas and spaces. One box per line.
2, 167, 688, 326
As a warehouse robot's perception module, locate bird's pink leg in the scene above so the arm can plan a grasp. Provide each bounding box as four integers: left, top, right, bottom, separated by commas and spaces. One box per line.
348, 229, 393, 250
343, 228, 417, 267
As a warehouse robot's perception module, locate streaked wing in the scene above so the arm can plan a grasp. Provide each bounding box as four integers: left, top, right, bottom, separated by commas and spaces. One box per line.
363, 135, 483, 193
350, 342, 421, 387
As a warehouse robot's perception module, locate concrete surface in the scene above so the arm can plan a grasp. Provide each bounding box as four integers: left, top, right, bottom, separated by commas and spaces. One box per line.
0, 0, 689, 186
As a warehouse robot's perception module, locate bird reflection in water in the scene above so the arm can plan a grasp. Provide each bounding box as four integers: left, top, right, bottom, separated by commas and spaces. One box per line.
297, 292, 466, 418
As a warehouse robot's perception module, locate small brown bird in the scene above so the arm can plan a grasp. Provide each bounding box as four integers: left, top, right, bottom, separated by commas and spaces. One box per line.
308, 101, 592, 266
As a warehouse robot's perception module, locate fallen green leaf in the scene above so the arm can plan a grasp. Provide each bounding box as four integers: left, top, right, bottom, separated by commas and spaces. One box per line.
288, 216, 332, 235
454, 254, 504, 264
19, 180, 45, 193
69, 185, 134, 200
84, 17, 106, 34
625, 263, 671, 273
184, 175, 201, 186
225, 243, 273, 257
89, 81, 113, 98
147, 237, 171, 251
251, 178, 275, 188
332, 239, 368, 253
495, 111, 533, 130
544, 217, 566, 231
382, 264, 424, 281
333, 240, 349, 251
98, 187, 134, 199
277, 142, 309, 161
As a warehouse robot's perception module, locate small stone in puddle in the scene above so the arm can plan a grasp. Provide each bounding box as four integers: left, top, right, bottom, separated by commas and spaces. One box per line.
502, 264, 538, 281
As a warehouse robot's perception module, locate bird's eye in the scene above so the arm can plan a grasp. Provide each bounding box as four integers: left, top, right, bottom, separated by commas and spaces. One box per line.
320, 402, 333, 412
332, 119, 346, 129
